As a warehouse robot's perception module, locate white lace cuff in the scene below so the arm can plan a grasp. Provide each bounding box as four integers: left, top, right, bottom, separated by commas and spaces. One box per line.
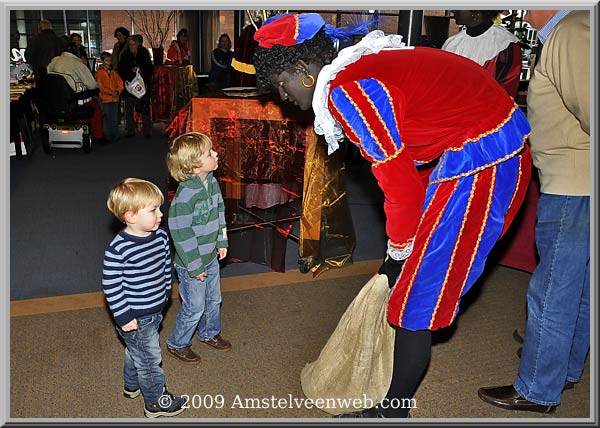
387, 240, 413, 261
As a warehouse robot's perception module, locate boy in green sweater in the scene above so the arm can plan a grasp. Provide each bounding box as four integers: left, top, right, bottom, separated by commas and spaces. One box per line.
166, 132, 231, 365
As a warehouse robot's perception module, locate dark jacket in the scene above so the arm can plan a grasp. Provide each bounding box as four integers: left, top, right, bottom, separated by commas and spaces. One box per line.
117, 45, 154, 97
26, 29, 68, 75
112, 41, 127, 72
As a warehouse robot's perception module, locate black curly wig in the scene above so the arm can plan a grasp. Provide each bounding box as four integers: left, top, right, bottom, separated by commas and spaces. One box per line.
254, 29, 336, 88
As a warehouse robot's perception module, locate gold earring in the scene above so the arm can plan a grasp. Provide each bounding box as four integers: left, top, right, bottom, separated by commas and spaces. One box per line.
301, 74, 316, 88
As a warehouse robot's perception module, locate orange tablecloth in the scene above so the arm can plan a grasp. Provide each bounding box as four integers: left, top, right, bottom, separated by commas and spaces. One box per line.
151, 65, 198, 123
166, 96, 311, 205
166, 96, 355, 274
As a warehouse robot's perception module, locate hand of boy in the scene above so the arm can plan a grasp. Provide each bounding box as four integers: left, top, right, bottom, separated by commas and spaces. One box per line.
122, 318, 138, 331
195, 272, 207, 282
218, 248, 228, 260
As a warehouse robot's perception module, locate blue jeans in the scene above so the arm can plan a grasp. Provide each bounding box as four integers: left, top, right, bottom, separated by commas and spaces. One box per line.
116, 313, 165, 406
167, 257, 222, 349
101, 101, 119, 142
514, 194, 590, 406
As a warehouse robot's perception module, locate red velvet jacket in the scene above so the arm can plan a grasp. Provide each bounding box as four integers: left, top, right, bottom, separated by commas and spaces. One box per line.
327, 47, 525, 253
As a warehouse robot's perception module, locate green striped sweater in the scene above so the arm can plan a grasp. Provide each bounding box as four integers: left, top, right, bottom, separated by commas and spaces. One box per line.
168, 173, 228, 276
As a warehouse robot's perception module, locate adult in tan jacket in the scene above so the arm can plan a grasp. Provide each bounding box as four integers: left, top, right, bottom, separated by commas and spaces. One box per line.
479, 10, 590, 413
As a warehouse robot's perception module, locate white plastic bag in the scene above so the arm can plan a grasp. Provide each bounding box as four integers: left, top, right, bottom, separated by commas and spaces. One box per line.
125, 71, 146, 99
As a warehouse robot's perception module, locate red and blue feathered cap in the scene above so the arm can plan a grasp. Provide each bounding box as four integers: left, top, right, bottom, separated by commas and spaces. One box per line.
254, 13, 371, 48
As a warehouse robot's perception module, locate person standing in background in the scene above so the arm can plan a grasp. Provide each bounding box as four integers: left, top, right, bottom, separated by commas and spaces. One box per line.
25, 20, 67, 79
112, 27, 130, 73
166, 28, 192, 66
443, 10, 522, 99
118, 34, 154, 139
96, 51, 124, 143
207, 33, 233, 89
478, 9, 590, 413
69, 32, 89, 68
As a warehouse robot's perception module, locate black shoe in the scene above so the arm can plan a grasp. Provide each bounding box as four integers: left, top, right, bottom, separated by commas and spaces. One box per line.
478, 385, 556, 413
125, 133, 135, 138
144, 133, 152, 139
334, 407, 387, 418
144, 387, 186, 418
123, 385, 141, 399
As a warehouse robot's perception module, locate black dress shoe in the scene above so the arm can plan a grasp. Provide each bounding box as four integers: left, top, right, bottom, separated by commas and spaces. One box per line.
333, 407, 387, 418
478, 385, 556, 413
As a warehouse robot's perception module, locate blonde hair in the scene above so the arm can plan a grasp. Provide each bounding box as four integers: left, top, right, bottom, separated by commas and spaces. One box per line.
166, 132, 213, 182
107, 178, 164, 223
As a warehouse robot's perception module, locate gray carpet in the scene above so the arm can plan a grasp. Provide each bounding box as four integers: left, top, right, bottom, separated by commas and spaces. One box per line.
10, 266, 590, 419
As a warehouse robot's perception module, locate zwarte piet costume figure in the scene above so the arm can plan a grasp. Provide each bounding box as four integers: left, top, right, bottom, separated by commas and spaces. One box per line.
254, 13, 532, 418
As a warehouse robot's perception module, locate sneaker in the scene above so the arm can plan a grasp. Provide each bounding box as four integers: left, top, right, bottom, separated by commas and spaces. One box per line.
197, 334, 232, 352
144, 387, 186, 418
123, 385, 141, 399
166, 346, 201, 364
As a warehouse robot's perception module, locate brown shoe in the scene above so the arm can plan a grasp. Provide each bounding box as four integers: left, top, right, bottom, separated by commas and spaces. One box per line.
166, 346, 201, 365
197, 334, 231, 352
478, 385, 556, 413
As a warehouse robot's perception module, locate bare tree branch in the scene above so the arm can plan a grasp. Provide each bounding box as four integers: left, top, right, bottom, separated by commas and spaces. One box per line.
126, 10, 176, 49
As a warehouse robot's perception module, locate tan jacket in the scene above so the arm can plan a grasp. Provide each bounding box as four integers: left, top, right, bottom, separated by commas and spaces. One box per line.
527, 11, 590, 196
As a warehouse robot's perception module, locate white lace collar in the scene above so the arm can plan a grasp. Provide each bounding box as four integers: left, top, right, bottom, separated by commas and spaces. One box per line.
312, 30, 409, 154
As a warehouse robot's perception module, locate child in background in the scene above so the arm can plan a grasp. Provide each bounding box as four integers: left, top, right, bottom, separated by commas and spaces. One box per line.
103, 178, 186, 418
166, 132, 231, 365
96, 51, 123, 143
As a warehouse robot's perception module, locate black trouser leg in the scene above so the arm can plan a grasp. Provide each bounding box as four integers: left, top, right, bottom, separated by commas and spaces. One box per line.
380, 327, 431, 417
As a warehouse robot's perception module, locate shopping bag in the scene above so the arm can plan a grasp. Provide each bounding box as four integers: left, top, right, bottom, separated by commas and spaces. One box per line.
125, 71, 146, 99
300, 274, 395, 415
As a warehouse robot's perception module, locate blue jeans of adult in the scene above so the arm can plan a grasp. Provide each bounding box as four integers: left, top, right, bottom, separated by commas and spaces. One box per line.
116, 312, 165, 406
514, 194, 590, 406
167, 257, 222, 349
101, 101, 119, 142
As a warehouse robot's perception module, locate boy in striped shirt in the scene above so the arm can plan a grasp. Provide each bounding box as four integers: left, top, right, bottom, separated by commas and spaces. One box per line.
103, 178, 186, 418
166, 132, 231, 365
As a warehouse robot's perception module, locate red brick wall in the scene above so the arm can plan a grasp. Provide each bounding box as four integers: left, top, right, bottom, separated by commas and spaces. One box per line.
101, 10, 131, 53
100, 10, 175, 54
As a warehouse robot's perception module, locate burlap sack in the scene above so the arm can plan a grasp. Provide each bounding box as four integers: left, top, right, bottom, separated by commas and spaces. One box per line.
300, 274, 395, 415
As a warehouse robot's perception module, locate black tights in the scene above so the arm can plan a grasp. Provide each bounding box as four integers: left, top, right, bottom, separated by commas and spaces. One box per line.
380, 327, 432, 417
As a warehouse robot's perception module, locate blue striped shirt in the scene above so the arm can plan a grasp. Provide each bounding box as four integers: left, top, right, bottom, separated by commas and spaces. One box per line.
537, 10, 571, 44
102, 228, 172, 327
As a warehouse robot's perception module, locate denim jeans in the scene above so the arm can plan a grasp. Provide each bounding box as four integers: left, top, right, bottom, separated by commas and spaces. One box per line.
514, 194, 590, 406
116, 312, 165, 406
101, 101, 119, 142
167, 257, 222, 349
